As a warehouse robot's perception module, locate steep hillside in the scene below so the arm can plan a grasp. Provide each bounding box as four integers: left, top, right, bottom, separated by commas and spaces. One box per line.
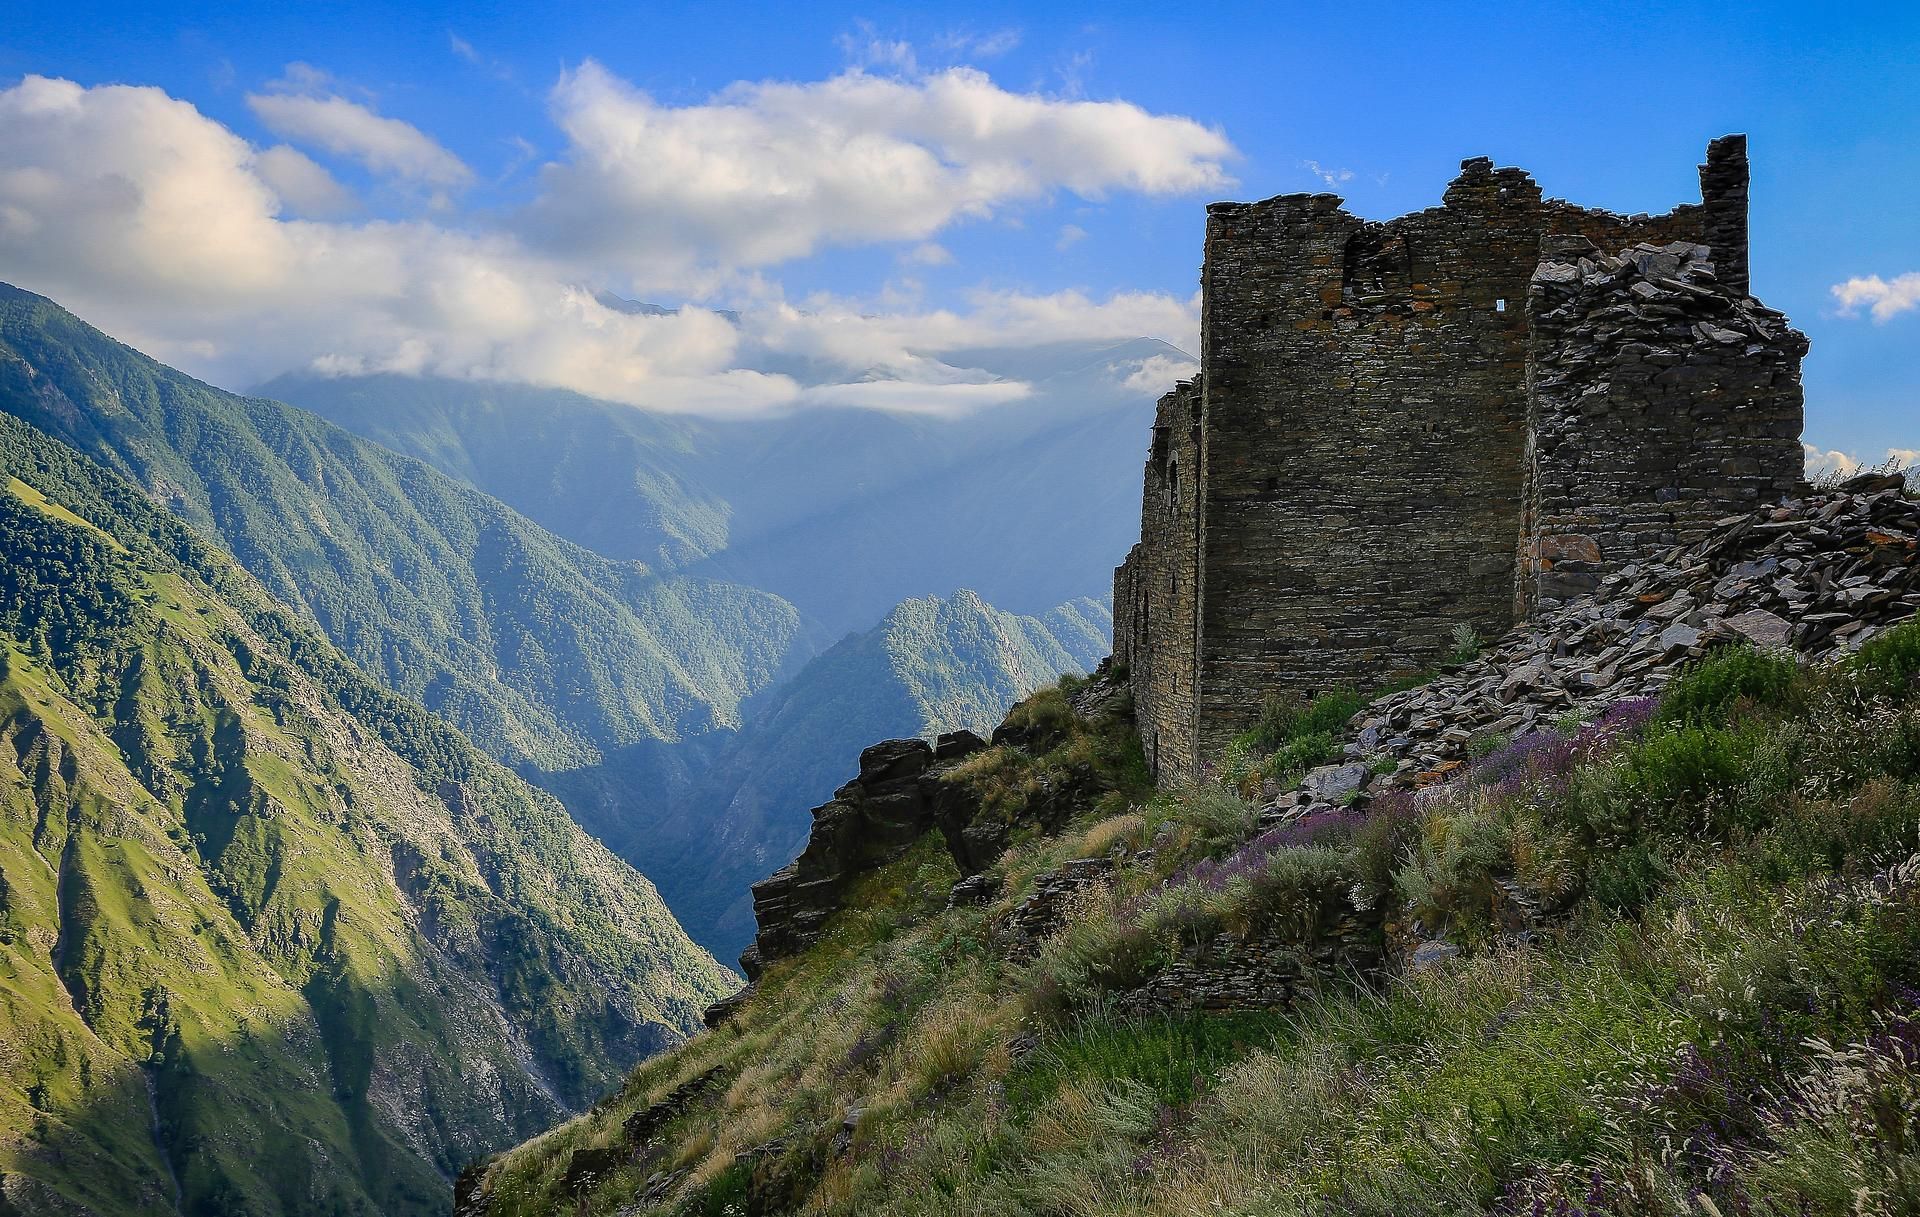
546, 591, 1112, 959
0, 283, 802, 773
247, 373, 728, 572
0, 413, 736, 1217
262, 337, 1184, 634
465, 483, 1920, 1217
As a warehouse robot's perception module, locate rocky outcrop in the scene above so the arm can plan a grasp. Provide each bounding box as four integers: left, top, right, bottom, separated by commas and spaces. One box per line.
457, 1064, 727, 1214
732, 664, 1143, 990
739, 732, 987, 979
995, 856, 1120, 961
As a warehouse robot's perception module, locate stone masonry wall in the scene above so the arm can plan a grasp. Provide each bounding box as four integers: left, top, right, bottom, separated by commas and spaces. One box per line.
1117, 136, 1785, 781
1113, 379, 1204, 777
1519, 238, 1806, 610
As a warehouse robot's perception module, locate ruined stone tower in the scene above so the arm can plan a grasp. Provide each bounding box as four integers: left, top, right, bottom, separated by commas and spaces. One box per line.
1113, 135, 1806, 782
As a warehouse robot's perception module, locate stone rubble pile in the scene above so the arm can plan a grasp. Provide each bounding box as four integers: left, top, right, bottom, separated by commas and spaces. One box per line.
1109, 931, 1305, 1018
1521, 236, 1808, 609
1268, 477, 1917, 819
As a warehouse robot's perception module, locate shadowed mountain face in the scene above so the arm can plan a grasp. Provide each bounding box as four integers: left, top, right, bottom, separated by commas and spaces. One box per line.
0, 412, 736, 1217
0, 283, 804, 775
569, 590, 1112, 958
261, 335, 1183, 636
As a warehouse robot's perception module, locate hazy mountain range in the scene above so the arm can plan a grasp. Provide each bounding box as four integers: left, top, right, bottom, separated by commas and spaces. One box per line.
0, 287, 1169, 964
254, 329, 1170, 954
261, 332, 1181, 637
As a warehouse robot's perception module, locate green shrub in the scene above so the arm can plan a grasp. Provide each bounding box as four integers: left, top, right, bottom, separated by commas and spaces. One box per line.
1238, 688, 1365, 757
1581, 839, 1672, 912
1240, 693, 1302, 755
1262, 730, 1338, 787
1235, 846, 1369, 946
1849, 618, 1920, 700
1655, 644, 1804, 729
1395, 809, 1516, 943
1025, 914, 1168, 1021
1297, 688, 1366, 737
998, 686, 1077, 753
1164, 785, 1258, 855
1352, 799, 1422, 893
1623, 721, 1792, 837
1758, 778, 1920, 882
1448, 622, 1484, 664
1465, 730, 1509, 760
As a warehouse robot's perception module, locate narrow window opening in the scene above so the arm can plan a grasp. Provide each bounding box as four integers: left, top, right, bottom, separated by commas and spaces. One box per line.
1495, 297, 1508, 313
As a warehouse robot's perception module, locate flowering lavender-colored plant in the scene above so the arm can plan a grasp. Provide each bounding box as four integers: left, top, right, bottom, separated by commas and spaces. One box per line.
1469, 697, 1658, 798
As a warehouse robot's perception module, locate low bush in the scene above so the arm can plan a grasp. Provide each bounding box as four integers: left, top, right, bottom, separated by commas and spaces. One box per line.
1655, 642, 1805, 728
1395, 807, 1519, 943
1852, 617, 1920, 699
1226, 687, 1367, 794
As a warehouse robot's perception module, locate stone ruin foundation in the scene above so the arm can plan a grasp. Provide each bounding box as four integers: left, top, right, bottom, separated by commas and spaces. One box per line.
1113, 135, 1807, 782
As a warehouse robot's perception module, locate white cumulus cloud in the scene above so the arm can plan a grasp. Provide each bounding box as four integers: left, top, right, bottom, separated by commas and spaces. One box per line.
256, 144, 358, 217
900, 242, 954, 267
248, 74, 472, 187
0, 71, 1208, 418
1804, 442, 1920, 483
1831, 272, 1920, 322
1118, 352, 1198, 395
520, 60, 1234, 284
748, 288, 1200, 375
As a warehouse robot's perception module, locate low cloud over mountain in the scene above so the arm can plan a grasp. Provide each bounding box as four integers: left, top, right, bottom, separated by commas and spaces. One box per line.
0, 61, 1219, 417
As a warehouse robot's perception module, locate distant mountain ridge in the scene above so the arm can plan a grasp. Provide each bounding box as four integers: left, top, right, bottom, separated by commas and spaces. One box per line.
0, 279, 1134, 968
261, 334, 1184, 635
0, 281, 804, 775
0, 411, 735, 1217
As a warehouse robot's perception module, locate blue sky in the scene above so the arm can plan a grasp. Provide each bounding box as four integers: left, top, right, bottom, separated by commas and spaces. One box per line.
1, 1, 1915, 458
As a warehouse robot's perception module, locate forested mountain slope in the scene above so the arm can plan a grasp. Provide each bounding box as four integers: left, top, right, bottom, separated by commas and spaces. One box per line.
0, 283, 803, 773
0, 413, 736, 1217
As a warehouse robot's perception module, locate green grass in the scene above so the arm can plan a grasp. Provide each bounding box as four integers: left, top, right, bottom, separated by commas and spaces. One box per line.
468, 626, 1920, 1216
7, 474, 122, 548
1005, 1011, 1291, 1117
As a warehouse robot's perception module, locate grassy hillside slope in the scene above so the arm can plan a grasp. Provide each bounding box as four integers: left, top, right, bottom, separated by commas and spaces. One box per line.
470, 628, 1920, 1217
0, 413, 737, 1217
0, 283, 801, 773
